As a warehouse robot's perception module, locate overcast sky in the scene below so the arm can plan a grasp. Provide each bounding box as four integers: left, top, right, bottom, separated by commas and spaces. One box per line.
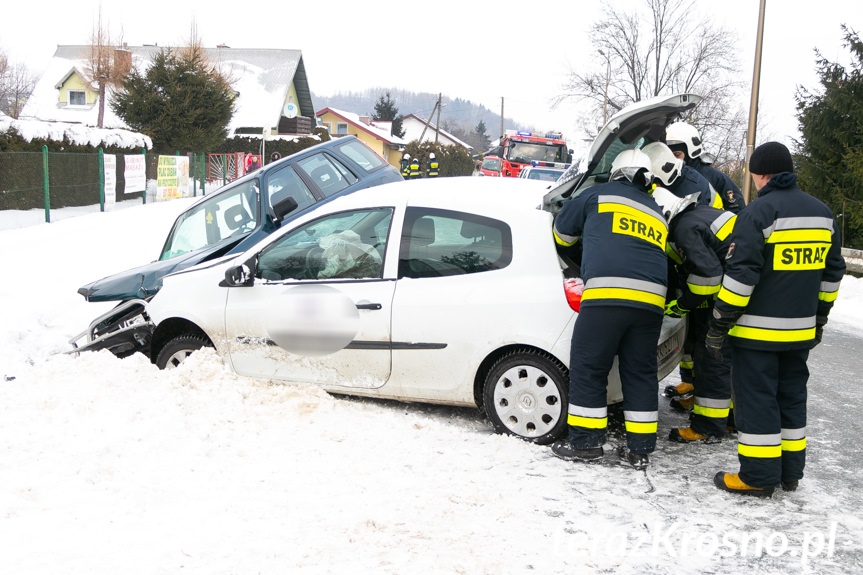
1, 1, 860, 149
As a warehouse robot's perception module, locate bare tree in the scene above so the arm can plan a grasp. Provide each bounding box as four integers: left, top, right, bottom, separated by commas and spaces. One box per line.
1, 63, 36, 118
555, 0, 745, 167
85, 8, 127, 128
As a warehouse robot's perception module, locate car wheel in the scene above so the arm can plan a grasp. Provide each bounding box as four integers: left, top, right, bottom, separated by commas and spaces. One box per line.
155, 335, 210, 370
483, 349, 568, 445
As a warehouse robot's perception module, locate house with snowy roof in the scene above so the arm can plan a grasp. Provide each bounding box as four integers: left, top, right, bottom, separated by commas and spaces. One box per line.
401, 114, 473, 151
316, 107, 407, 167
21, 45, 316, 137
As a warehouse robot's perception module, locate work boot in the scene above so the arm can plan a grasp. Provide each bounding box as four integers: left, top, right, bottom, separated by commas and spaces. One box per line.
663, 381, 694, 398
618, 446, 649, 470
668, 426, 721, 444
551, 440, 603, 463
781, 480, 799, 492
713, 472, 774, 498
669, 396, 695, 412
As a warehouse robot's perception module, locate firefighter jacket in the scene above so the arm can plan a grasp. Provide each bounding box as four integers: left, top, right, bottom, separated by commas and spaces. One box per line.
400, 159, 410, 177
667, 165, 714, 209
666, 205, 736, 311
714, 173, 845, 350
690, 157, 744, 214
554, 179, 668, 314
427, 157, 440, 177
408, 158, 422, 178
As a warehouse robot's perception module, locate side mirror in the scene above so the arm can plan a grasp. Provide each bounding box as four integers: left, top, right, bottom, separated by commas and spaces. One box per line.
222, 262, 255, 287
273, 196, 299, 223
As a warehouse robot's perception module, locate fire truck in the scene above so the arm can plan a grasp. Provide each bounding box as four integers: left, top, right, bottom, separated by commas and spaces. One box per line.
486, 130, 573, 178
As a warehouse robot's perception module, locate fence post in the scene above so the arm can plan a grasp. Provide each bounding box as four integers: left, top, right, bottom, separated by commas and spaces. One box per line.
99, 148, 105, 212
142, 148, 147, 204
201, 153, 206, 195
222, 154, 227, 187
192, 153, 197, 197
42, 145, 50, 223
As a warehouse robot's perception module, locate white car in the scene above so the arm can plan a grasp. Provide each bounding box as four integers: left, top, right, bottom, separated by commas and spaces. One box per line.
146, 175, 685, 445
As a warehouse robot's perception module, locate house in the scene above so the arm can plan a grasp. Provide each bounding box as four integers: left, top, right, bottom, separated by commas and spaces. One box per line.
21, 45, 316, 137
316, 107, 407, 167
401, 114, 473, 152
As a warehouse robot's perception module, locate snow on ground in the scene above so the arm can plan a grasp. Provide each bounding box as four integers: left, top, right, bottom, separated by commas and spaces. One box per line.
1, 200, 862, 574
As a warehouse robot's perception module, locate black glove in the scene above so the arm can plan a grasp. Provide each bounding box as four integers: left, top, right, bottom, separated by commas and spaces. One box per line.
664, 299, 689, 318
705, 327, 726, 362
810, 315, 828, 349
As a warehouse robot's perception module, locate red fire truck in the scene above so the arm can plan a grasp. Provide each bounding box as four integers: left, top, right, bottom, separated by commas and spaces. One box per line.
486, 130, 573, 178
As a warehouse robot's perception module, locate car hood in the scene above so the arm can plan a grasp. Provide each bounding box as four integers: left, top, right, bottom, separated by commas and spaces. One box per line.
542, 93, 702, 212
77, 240, 242, 302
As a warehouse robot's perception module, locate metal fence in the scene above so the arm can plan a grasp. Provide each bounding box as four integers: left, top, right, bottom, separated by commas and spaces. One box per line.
0, 148, 222, 231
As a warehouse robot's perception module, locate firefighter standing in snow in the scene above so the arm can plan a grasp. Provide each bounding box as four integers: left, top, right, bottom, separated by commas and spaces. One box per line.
651, 186, 737, 443
666, 122, 745, 214
708, 142, 844, 497
427, 153, 440, 177
408, 156, 422, 179
551, 149, 668, 470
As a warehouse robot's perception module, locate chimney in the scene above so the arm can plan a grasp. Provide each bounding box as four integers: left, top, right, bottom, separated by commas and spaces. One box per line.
359, 115, 370, 125
114, 48, 132, 76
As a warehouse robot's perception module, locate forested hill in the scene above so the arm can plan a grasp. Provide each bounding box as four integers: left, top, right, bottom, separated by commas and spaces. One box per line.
312, 88, 532, 143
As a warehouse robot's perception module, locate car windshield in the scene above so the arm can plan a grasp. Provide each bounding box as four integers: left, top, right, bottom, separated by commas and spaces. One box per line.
337, 139, 388, 172
160, 180, 259, 260
482, 158, 501, 171
506, 142, 566, 164
526, 168, 564, 182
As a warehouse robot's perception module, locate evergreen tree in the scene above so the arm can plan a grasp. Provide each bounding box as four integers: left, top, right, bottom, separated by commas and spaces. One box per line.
372, 91, 405, 138
111, 47, 234, 152
795, 25, 863, 248
474, 120, 490, 152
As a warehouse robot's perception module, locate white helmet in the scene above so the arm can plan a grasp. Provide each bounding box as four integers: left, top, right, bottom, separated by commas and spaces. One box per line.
610, 149, 654, 187
403, 153, 411, 160
642, 142, 684, 187
429, 152, 436, 159
652, 187, 700, 222
665, 122, 703, 160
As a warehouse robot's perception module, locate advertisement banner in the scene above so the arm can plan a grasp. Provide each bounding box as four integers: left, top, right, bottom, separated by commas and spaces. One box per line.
103, 154, 116, 208
124, 154, 146, 193
156, 156, 191, 200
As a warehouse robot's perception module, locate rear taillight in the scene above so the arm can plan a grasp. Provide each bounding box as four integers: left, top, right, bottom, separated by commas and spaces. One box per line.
564, 278, 584, 311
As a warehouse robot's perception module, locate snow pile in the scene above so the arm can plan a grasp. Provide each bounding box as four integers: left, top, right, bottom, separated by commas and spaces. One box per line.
0, 113, 152, 149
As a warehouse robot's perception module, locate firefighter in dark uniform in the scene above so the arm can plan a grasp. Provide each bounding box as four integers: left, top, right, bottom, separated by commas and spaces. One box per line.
652, 186, 737, 442
666, 122, 745, 214
400, 153, 411, 178
551, 149, 668, 470
408, 155, 422, 179
642, 142, 714, 403
708, 142, 844, 496
427, 152, 440, 177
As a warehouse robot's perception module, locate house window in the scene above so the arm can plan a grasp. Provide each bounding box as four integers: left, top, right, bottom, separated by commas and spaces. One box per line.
336, 123, 349, 135
68, 90, 86, 106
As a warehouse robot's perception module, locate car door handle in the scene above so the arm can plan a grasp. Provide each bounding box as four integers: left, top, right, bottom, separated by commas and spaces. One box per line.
356, 303, 382, 310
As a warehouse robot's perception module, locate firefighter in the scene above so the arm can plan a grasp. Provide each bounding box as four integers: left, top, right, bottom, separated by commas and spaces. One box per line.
427, 152, 440, 177
708, 142, 844, 497
408, 155, 422, 179
666, 122, 745, 213
551, 149, 668, 470
642, 142, 712, 402
400, 153, 411, 178
651, 186, 736, 443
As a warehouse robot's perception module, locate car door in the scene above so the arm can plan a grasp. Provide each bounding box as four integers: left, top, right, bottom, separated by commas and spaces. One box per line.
224, 207, 396, 388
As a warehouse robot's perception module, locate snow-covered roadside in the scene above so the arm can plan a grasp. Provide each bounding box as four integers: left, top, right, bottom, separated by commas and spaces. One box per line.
1, 200, 861, 574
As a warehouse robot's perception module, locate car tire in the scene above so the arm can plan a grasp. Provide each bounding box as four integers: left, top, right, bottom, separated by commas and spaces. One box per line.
155, 335, 211, 370
483, 349, 568, 445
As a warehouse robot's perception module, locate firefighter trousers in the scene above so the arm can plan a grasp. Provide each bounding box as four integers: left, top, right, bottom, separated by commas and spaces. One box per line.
567, 306, 662, 454
731, 345, 809, 488
689, 305, 732, 437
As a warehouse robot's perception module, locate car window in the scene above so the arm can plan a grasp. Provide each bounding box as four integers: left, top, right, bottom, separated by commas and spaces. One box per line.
160, 180, 259, 260
296, 153, 359, 198
529, 169, 564, 182
482, 158, 501, 171
257, 208, 393, 281
337, 139, 388, 173
267, 165, 317, 214
398, 208, 513, 278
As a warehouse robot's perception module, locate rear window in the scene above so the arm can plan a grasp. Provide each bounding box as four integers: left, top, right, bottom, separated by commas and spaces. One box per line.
296, 153, 358, 198
338, 139, 388, 173
398, 208, 512, 278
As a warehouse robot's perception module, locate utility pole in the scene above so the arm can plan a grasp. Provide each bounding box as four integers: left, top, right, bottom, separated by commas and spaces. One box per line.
500, 97, 505, 140
742, 0, 767, 205
435, 93, 442, 144
418, 99, 439, 142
